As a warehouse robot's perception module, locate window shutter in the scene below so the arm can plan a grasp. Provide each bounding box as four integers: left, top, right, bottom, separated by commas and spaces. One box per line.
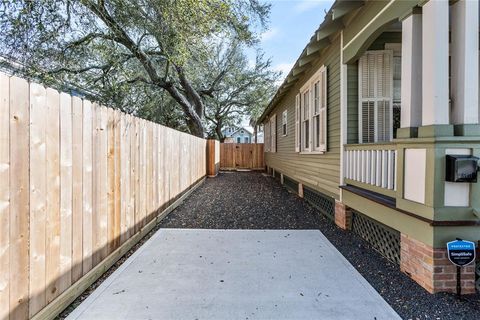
319, 66, 327, 152
295, 94, 300, 152
376, 52, 392, 141
358, 51, 393, 143
271, 114, 277, 153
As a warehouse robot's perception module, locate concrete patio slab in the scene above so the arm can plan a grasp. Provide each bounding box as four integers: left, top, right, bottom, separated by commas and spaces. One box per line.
67, 229, 400, 320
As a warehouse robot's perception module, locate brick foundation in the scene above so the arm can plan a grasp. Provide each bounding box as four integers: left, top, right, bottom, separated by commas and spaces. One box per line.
334, 201, 352, 230
400, 234, 476, 294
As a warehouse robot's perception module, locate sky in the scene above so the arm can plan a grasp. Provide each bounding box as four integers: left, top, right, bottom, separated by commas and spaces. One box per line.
258, 0, 335, 81
242, 0, 334, 127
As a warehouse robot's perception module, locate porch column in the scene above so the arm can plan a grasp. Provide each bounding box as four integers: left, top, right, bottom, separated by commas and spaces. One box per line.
451, 0, 479, 126
421, 0, 450, 128
400, 11, 422, 135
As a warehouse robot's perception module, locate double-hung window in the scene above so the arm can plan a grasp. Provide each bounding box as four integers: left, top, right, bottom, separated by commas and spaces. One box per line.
295, 65, 327, 153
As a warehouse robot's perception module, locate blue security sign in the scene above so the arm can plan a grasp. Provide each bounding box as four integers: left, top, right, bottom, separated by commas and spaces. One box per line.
447, 240, 476, 267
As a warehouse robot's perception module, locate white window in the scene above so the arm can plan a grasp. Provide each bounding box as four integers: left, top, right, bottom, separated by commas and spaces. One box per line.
296, 65, 327, 153
282, 110, 288, 136
237, 137, 241, 143
358, 50, 393, 143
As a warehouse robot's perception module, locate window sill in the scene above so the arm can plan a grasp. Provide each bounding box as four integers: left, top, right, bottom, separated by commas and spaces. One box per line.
299, 151, 325, 155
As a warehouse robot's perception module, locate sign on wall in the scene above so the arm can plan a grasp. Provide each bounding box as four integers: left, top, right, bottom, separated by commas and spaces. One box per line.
447, 239, 476, 267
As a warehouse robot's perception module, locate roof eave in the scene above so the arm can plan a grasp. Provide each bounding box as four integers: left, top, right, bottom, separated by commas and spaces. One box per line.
258, 0, 365, 123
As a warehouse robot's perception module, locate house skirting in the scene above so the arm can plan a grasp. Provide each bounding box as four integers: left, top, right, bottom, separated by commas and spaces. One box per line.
341, 188, 477, 295
268, 166, 478, 295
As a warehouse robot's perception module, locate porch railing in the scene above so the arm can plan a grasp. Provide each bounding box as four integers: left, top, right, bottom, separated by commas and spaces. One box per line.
344, 143, 397, 193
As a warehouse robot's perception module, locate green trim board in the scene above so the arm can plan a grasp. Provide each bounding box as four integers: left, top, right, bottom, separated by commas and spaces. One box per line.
342, 188, 434, 246
396, 127, 418, 139
342, 0, 423, 63
454, 124, 480, 137
344, 179, 396, 198
418, 125, 454, 138
344, 186, 479, 247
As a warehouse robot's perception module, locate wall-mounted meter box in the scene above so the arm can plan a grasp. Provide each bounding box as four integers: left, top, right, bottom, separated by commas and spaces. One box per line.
445, 155, 479, 183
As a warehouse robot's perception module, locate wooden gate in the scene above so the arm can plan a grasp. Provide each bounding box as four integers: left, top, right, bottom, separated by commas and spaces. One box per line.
220, 143, 264, 170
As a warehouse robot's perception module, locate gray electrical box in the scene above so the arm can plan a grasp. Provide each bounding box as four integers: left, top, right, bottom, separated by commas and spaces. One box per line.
445, 155, 479, 183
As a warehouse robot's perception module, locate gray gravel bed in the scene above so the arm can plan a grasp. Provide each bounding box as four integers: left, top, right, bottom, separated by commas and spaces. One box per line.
160, 171, 480, 320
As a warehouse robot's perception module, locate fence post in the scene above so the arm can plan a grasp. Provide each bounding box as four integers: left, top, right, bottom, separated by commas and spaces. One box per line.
206, 139, 219, 177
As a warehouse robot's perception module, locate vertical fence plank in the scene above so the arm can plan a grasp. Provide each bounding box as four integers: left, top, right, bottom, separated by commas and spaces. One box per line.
158, 125, 165, 210
29, 82, 47, 317
59, 93, 73, 295
96, 106, 108, 264
132, 117, 139, 234
152, 123, 158, 212
125, 115, 133, 239
0, 73, 10, 320
129, 115, 137, 236
119, 113, 127, 244
139, 120, 147, 228
107, 108, 115, 254
114, 111, 121, 249
82, 100, 93, 274
45, 88, 60, 304
146, 122, 153, 221
9, 76, 30, 319
71, 97, 83, 283
165, 128, 172, 205
92, 104, 103, 266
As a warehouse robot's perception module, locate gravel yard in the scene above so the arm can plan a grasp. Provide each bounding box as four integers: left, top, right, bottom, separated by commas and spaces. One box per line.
61, 171, 480, 320
161, 171, 480, 320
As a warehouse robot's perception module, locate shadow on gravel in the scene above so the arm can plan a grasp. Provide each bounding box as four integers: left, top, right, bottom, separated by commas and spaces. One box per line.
160, 171, 480, 320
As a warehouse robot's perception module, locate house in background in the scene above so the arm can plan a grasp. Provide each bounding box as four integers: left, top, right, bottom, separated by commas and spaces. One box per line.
222, 126, 254, 143
260, 0, 479, 295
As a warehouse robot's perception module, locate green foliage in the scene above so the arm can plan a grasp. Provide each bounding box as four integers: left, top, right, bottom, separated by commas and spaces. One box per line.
0, 0, 273, 137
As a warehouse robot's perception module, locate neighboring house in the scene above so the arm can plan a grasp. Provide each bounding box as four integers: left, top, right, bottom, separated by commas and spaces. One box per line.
260, 0, 479, 295
222, 126, 254, 143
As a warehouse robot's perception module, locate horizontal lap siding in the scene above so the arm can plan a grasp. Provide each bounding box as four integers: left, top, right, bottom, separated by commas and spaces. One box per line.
265, 37, 341, 199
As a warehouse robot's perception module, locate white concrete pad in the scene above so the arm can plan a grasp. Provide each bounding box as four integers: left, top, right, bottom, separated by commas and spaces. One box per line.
68, 229, 400, 320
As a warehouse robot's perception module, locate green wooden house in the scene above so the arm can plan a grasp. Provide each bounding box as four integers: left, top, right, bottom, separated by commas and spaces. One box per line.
259, 0, 479, 295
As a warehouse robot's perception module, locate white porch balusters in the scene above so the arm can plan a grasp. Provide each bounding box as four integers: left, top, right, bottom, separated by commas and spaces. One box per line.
451, 0, 479, 125
421, 0, 450, 126
400, 11, 422, 129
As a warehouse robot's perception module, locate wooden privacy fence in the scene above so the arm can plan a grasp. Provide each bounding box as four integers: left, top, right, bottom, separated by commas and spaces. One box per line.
0, 73, 206, 320
220, 143, 264, 170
